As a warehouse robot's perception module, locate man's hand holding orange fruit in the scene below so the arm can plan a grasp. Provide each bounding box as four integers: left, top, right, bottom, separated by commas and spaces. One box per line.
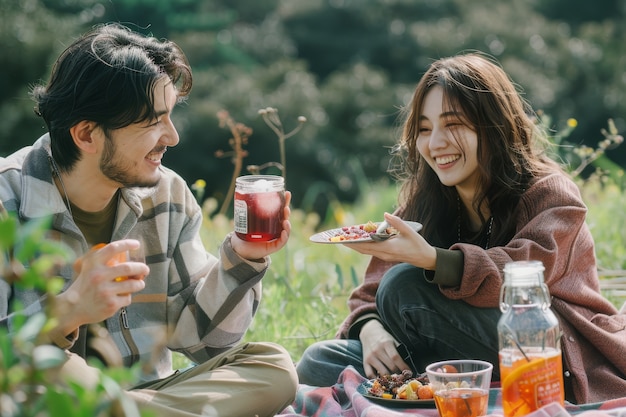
53, 239, 149, 339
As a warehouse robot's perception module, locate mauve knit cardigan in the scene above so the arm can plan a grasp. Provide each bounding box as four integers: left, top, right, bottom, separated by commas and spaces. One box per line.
337, 172, 626, 404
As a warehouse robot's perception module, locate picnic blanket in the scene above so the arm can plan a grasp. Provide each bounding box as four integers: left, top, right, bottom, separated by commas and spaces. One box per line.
277, 367, 626, 417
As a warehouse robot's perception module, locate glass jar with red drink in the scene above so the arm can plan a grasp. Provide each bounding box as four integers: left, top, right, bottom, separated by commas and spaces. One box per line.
234, 175, 285, 242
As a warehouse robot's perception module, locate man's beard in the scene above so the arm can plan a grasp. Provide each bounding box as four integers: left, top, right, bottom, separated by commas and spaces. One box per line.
100, 137, 161, 188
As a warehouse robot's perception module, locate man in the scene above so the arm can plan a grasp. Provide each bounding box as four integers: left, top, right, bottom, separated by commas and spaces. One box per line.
0, 23, 297, 417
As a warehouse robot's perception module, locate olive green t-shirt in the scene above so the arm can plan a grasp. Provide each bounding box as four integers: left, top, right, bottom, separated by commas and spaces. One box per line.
67, 191, 120, 365
69, 191, 119, 245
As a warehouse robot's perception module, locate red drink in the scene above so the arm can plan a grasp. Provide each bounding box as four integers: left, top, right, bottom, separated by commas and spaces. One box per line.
234, 175, 285, 242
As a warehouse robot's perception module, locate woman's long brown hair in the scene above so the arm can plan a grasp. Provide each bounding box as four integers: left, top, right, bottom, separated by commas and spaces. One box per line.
392, 52, 562, 248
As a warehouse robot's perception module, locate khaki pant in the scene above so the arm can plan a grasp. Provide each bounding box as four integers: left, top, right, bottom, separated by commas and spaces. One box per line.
60, 342, 298, 417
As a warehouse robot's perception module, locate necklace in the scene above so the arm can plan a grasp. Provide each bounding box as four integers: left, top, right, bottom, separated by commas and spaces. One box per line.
49, 153, 121, 244
457, 197, 494, 249
48, 154, 73, 218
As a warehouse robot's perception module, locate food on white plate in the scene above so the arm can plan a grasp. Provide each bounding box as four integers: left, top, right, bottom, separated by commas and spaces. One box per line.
328, 221, 398, 242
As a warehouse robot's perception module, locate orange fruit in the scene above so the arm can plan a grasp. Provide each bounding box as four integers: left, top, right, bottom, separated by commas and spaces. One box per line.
439, 364, 458, 373
417, 384, 434, 399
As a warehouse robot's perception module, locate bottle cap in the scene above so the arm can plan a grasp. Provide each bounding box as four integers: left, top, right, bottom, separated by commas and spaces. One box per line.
503, 260, 545, 286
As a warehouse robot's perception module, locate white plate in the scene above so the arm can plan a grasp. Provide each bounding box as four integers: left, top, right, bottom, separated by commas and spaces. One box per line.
309, 221, 422, 244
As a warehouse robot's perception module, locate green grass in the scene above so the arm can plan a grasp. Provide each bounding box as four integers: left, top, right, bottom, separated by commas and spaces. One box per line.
580, 176, 626, 270
172, 175, 626, 369
243, 181, 400, 359
192, 178, 398, 363
579, 175, 626, 308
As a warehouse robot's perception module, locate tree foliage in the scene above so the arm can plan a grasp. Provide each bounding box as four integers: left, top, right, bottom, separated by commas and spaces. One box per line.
2, 0, 625, 217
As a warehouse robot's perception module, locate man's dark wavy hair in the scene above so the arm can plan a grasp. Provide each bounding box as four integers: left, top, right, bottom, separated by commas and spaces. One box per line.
31, 23, 193, 172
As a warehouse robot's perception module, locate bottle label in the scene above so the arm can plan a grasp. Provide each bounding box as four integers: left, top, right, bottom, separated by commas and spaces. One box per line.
499, 349, 564, 417
234, 199, 248, 233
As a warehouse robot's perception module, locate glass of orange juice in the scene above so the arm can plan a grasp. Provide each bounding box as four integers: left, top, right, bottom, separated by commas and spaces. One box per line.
426, 360, 493, 417
92, 239, 146, 282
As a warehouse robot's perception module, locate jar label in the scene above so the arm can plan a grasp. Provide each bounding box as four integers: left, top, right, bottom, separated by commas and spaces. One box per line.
500, 350, 564, 417
234, 199, 248, 233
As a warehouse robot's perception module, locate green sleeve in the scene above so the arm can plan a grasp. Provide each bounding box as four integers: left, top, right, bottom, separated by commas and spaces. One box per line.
424, 248, 464, 287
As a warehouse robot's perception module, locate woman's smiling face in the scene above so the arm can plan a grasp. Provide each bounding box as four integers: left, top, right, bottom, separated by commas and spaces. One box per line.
416, 86, 481, 195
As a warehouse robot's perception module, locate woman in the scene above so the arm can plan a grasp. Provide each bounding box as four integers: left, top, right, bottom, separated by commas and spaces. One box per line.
296, 52, 626, 404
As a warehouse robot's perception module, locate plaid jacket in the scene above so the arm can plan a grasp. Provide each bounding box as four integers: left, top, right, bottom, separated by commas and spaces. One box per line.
0, 134, 269, 382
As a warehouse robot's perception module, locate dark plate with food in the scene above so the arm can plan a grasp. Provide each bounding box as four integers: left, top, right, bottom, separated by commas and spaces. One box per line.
357, 370, 436, 408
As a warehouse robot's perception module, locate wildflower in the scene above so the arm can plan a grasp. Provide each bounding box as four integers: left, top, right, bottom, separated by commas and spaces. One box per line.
192, 179, 206, 203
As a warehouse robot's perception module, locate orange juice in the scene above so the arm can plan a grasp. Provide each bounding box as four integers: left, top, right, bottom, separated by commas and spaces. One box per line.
500, 348, 564, 417
434, 388, 489, 417
91, 243, 129, 281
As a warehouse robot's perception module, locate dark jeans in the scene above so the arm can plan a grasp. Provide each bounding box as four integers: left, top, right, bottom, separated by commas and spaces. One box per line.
296, 339, 366, 386
376, 263, 502, 379
296, 263, 502, 386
